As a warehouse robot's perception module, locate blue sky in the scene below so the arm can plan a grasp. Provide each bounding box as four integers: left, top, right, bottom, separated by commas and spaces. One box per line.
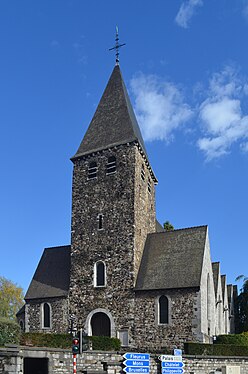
0, 0, 247, 293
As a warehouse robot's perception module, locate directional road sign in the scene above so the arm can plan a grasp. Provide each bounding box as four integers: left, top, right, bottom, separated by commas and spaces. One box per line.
162, 362, 184, 368
124, 360, 150, 367
159, 355, 182, 362
162, 369, 183, 374
123, 368, 150, 373
123, 353, 150, 361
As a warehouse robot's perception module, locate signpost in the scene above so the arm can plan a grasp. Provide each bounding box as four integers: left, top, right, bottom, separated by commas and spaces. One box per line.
123, 353, 150, 373
159, 354, 184, 374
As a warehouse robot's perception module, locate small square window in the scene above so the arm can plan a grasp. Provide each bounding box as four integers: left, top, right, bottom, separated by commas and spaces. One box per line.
118, 330, 129, 346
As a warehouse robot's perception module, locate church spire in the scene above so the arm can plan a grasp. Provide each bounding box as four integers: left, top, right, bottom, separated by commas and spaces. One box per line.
72, 65, 148, 161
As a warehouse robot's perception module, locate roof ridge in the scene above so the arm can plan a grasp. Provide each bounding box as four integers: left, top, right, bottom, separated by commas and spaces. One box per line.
148, 225, 208, 235
44, 244, 71, 250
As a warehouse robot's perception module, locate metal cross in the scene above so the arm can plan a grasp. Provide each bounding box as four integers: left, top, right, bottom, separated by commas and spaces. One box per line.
109, 26, 126, 65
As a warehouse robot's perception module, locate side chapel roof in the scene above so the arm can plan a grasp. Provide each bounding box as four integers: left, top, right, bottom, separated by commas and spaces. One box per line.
135, 225, 208, 291
72, 65, 148, 161
25, 245, 71, 300
212, 262, 220, 297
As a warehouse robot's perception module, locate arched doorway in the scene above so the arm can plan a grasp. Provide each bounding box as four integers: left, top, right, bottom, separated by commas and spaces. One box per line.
91, 312, 110, 336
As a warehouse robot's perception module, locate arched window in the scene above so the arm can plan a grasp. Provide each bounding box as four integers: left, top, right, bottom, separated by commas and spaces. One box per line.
94, 261, 106, 287
88, 161, 97, 180
19, 320, 24, 331
106, 156, 116, 175
159, 296, 169, 324
43, 303, 51, 328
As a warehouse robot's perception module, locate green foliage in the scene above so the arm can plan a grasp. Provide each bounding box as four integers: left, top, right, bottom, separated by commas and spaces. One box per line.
88, 336, 121, 351
235, 275, 248, 333
20, 333, 71, 349
163, 221, 174, 231
0, 276, 24, 320
0, 317, 21, 346
215, 333, 248, 346
184, 342, 248, 356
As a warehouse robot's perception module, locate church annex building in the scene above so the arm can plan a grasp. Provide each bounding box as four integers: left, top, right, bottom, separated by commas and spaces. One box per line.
17, 63, 237, 351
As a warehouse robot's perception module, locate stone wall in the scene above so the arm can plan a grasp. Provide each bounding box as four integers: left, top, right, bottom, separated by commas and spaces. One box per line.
25, 297, 69, 333
1, 347, 248, 374
134, 288, 199, 351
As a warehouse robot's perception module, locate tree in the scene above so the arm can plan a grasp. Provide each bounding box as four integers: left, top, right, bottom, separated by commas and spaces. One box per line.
235, 275, 248, 333
0, 276, 24, 320
163, 221, 174, 231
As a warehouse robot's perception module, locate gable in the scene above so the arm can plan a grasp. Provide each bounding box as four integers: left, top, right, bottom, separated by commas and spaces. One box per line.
25, 245, 71, 300
135, 226, 207, 290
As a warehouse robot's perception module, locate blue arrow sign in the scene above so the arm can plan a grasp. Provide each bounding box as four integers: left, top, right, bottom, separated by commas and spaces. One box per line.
162, 362, 184, 368
124, 360, 150, 367
123, 353, 150, 361
162, 368, 183, 374
123, 367, 150, 373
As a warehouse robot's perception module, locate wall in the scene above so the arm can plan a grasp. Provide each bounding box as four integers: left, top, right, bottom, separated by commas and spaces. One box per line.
1, 347, 248, 374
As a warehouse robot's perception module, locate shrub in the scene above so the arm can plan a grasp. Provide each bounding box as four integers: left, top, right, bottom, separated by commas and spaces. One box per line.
184, 342, 248, 356
215, 334, 248, 346
88, 336, 121, 351
20, 333, 71, 349
0, 317, 21, 346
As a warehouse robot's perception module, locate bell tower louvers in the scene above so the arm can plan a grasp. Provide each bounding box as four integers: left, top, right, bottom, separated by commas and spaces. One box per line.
69, 65, 157, 342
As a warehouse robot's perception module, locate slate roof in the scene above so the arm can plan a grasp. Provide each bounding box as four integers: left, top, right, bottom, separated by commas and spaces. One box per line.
72, 65, 148, 160
221, 274, 227, 302
212, 262, 220, 297
25, 245, 71, 300
156, 220, 164, 233
135, 226, 208, 291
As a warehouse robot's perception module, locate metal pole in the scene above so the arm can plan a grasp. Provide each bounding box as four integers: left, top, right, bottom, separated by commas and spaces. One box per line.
73, 354, 77, 374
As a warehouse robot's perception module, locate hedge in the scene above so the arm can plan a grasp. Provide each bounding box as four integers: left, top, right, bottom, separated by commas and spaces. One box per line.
215, 333, 248, 346
20, 333, 71, 349
20, 333, 121, 351
88, 336, 121, 351
0, 317, 21, 346
184, 342, 248, 356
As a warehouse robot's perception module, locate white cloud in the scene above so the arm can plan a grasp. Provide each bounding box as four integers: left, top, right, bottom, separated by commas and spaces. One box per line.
130, 74, 193, 142
175, 0, 203, 28
243, 1, 248, 21
197, 67, 248, 160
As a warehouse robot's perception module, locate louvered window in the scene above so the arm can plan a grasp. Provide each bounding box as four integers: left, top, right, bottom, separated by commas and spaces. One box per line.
141, 165, 145, 181
106, 156, 116, 175
148, 178, 151, 194
88, 161, 97, 180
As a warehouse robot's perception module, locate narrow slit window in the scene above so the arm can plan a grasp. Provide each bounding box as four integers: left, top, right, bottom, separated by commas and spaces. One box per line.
97, 214, 103, 230
43, 303, 51, 328
141, 165, 145, 181
159, 296, 169, 324
88, 161, 97, 180
95, 261, 106, 287
106, 156, 116, 175
148, 178, 151, 194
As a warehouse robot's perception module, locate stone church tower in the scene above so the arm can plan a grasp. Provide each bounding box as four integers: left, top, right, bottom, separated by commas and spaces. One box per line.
69, 65, 157, 343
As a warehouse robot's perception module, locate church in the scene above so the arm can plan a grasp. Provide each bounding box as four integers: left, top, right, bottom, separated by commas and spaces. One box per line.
17, 57, 237, 351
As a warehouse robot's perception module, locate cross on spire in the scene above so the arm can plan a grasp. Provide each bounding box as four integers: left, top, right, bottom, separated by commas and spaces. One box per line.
109, 26, 126, 65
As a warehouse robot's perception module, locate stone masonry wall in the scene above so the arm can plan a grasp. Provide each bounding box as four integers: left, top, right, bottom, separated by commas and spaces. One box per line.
1, 347, 248, 374
133, 288, 199, 351
25, 297, 69, 333
69, 143, 156, 344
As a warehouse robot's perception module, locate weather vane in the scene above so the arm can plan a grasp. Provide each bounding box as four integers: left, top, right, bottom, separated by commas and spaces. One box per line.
109, 26, 126, 65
